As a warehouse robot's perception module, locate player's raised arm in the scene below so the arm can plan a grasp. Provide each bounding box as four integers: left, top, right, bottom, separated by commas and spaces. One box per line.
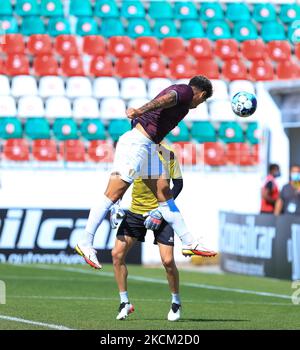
126, 91, 177, 119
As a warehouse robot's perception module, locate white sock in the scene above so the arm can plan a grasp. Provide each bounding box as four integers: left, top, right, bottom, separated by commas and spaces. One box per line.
172, 293, 181, 305
158, 199, 194, 245
82, 195, 114, 246
120, 291, 129, 304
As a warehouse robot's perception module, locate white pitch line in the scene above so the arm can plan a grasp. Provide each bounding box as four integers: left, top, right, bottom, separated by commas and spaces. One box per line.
16, 264, 292, 301
0, 315, 73, 330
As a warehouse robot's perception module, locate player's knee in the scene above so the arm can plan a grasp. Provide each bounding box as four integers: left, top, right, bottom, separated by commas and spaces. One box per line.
111, 248, 124, 265
161, 256, 175, 270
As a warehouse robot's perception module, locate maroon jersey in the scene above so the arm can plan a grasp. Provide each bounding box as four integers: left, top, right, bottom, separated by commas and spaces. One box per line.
133, 84, 194, 143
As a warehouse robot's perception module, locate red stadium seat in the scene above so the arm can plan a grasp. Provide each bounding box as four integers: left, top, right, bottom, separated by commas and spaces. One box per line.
107, 36, 133, 57
60, 140, 86, 162
83, 35, 106, 56
194, 58, 220, 79
33, 55, 59, 76
241, 40, 266, 61
161, 37, 186, 58
135, 37, 159, 58
5, 54, 30, 76
87, 140, 114, 162
226, 143, 254, 166
267, 41, 291, 62
1, 34, 25, 54
115, 57, 139, 77
222, 59, 248, 81
89, 56, 113, 77
55, 35, 79, 56
3, 139, 30, 161
61, 55, 85, 76
172, 142, 198, 165
249, 60, 274, 81
141, 57, 168, 78
277, 59, 300, 80
203, 142, 226, 166
188, 38, 213, 59
214, 39, 239, 60
32, 139, 58, 162
169, 57, 194, 79
27, 35, 53, 56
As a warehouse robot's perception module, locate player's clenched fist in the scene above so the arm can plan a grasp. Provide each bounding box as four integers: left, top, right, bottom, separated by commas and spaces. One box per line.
126, 108, 141, 119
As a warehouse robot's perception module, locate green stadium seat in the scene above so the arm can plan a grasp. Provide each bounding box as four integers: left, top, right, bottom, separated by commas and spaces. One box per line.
219, 122, 244, 143
261, 21, 286, 42
200, 2, 224, 21
127, 18, 152, 38
0, 17, 19, 34
25, 117, 50, 139
121, 1, 145, 19
253, 3, 276, 22
148, 1, 173, 19
206, 20, 231, 41
76, 17, 98, 36
166, 122, 190, 142
81, 119, 106, 140
94, 0, 119, 18
288, 21, 300, 43
48, 18, 71, 36
280, 4, 300, 24
16, 0, 40, 17
174, 1, 198, 20
41, 0, 64, 17
226, 2, 250, 22
233, 21, 258, 42
100, 18, 125, 37
191, 121, 217, 143
70, 0, 92, 17
0, 118, 22, 139
246, 122, 259, 144
0, 0, 13, 16
153, 20, 177, 39
21, 16, 46, 35
108, 119, 131, 142
179, 20, 205, 40
53, 118, 78, 140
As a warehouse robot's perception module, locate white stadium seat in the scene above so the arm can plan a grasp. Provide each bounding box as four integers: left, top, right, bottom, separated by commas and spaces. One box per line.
0, 96, 17, 117
209, 100, 237, 122
120, 78, 147, 100
11, 75, 38, 97
39, 76, 65, 98
148, 78, 172, 99
99, 97, 126, 120
66, 77, 92, 98
45, 97, 72, 118
93, 77, 120, 98
229, 80, 256, 98
185, 102, 209, 121
18, 96, 45, 118
73, 97, 99, 119
210, 79, 229, 101
0, 75, 11, 96
127, 98, 150, 109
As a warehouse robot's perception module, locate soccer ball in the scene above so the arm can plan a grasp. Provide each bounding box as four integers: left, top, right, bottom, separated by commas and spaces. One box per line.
231, 91, 257, 118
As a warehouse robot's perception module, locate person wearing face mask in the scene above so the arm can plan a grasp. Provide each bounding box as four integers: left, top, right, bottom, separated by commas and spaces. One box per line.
274, 165, 300, 216
260, 164, 281, 214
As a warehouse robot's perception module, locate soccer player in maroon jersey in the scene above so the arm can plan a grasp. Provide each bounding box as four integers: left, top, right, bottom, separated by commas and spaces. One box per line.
76, 76, 216, 269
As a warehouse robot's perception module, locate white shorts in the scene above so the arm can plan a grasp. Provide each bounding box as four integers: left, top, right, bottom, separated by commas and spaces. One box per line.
112, 128, 164, 184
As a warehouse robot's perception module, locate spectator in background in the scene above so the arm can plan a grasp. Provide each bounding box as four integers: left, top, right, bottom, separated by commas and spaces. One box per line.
274, 164, 300, 216
260, 163, 281, 214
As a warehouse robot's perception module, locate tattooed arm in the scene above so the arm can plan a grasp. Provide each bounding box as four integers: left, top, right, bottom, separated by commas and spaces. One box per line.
126, 91, 177, 119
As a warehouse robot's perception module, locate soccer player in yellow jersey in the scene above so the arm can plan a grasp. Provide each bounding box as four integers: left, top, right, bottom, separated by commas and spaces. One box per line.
110, 143, 183, 322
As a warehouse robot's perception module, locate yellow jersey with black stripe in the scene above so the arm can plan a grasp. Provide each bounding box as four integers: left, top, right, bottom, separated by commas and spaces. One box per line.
130, 143, 182, 215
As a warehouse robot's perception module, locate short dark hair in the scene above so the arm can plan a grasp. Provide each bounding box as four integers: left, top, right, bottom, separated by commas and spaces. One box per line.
269, 163, 279, 173
188, 75, 213, 99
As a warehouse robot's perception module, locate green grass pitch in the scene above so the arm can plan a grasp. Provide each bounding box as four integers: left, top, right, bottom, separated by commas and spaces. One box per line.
0, 263, 299, 330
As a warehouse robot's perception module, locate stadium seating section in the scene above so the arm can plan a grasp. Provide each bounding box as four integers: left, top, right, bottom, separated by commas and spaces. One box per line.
2, 0, 298, 166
